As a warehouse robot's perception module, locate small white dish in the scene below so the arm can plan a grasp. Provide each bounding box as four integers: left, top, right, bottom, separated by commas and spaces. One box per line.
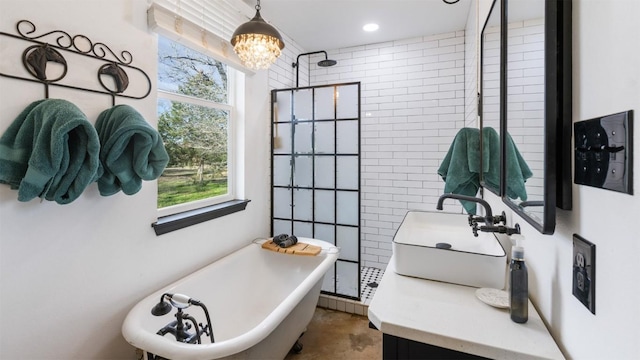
475, 288, 509, 309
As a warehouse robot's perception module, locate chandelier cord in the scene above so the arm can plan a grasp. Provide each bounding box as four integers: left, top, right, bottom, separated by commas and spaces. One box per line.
255, 0, 261, 11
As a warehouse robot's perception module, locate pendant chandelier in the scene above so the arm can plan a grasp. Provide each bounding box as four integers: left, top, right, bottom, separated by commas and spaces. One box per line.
231, 0, 285, 70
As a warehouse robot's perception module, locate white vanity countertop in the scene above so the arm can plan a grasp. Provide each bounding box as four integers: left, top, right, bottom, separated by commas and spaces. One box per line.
368, 258, 565, 360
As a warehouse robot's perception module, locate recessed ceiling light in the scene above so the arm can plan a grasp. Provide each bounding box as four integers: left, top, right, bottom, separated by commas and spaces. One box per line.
363, 23, 379, 32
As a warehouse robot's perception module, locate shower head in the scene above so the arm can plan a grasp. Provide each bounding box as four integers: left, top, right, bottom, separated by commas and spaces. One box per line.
151, 294, 173, 316
317, 59, 337, 67
292, 50, 338, 87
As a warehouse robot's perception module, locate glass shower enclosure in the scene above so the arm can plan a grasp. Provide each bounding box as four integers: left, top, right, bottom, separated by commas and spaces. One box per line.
271, 82, 361, 300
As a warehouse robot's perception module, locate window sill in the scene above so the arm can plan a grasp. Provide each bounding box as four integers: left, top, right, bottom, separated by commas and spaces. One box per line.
152, 199, 251, 236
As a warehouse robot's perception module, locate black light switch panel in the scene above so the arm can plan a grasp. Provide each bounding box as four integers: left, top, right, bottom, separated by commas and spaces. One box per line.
574, 110, 633, 194
573, 234, 596, 314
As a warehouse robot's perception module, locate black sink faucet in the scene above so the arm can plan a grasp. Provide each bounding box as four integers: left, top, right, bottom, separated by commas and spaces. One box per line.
436, 193, 494, 222
436, 193, 517, 237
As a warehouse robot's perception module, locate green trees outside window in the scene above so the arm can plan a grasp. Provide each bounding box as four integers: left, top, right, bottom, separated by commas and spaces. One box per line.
157, 36, 231, 209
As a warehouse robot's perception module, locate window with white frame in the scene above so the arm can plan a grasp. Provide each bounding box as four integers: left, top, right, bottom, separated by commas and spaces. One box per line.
156, 35, 236, 216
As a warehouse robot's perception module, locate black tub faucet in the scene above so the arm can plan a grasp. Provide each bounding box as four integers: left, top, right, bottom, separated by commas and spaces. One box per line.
151, 293, 215, 344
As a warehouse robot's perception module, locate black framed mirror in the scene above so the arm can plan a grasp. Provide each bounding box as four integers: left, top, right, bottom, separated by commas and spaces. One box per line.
501, 0, 573, 234
480, 0, 503, 196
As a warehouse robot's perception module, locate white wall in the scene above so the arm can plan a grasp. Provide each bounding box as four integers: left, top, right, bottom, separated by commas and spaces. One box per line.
311, 32, 467, 269
0, 0, 273, 358
479, 0, 640, 358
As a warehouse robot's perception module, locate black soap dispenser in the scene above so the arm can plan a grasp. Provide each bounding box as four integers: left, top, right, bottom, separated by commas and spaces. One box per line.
509, 235, 528, 323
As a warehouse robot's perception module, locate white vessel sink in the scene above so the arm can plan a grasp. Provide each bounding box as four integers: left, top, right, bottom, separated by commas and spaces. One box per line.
392, 211, 507, 288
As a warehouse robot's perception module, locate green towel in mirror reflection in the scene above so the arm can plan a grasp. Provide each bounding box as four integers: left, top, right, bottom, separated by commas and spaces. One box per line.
437, 127, 532, 215
503, 130, 533, 202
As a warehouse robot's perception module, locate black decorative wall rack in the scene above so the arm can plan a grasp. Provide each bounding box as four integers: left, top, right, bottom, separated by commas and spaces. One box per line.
0, 20, 151, 105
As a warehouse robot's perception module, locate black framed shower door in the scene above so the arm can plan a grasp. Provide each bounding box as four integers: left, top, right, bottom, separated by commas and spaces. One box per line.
270, 82, 361, 301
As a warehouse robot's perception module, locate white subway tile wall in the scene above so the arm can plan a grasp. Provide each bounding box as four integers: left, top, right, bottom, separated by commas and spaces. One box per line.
269, 33, 308, 90
311, 31, 468, 269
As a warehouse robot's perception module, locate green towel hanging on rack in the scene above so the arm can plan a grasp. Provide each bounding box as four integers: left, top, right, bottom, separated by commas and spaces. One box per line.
438, 127, 532, 214
95, 105, 169, 196
0, 99, 101, 204
438, 127, 484, 214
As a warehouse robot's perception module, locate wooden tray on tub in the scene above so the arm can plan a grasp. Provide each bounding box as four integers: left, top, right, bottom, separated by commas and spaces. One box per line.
261, 239, 321, 256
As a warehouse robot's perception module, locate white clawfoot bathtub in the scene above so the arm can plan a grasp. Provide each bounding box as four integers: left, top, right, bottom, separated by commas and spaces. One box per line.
122, 238, 338, 360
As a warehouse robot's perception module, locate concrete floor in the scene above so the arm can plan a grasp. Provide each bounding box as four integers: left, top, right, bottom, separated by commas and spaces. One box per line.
284, 307, 382, 360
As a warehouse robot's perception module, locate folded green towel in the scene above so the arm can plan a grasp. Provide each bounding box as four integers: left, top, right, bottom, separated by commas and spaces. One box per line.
95, 105, 169, 196
0, 99, 101, 204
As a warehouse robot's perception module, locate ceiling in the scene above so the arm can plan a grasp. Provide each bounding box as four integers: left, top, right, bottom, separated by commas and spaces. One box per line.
242, 0, 473, 51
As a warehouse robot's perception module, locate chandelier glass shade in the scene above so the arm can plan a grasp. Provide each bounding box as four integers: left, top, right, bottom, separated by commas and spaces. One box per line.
231, 1, 284, 70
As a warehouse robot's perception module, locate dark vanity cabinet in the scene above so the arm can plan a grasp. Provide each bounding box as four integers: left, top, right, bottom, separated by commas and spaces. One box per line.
382, 334, 489, 360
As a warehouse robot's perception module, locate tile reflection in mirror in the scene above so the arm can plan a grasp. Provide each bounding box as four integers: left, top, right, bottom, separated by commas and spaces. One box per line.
506, 0, 545, 222
480, 0, 502, 195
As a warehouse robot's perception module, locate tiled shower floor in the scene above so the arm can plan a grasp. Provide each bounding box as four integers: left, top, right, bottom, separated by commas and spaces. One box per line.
317, 266, 385, 316
360, 266, 385, 304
